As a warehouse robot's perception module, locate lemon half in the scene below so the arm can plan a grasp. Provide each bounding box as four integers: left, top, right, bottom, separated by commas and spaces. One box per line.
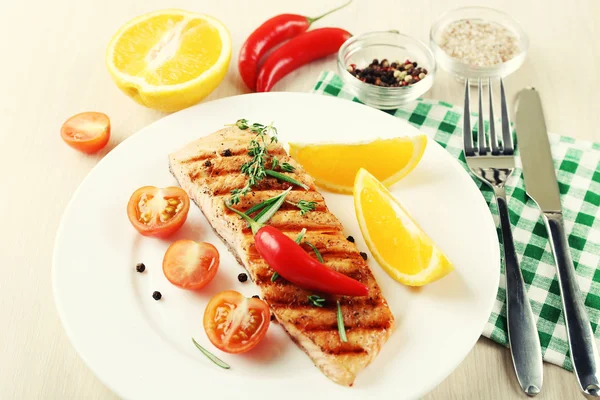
106, 9, 231, 112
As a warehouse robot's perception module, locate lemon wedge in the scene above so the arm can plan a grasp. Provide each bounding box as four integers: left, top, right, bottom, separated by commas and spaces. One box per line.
288, 135, 426, 194
106, 9, 231, 112
354, 168, 453, 286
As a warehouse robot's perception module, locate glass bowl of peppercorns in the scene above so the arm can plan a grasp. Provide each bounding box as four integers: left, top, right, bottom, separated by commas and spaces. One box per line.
337, 31, 436, 110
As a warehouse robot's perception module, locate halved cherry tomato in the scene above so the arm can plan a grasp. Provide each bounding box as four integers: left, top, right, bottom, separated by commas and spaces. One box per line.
163, 240, 220, 290
61, 112, 111, 154
204, 290, 270, 354
127, 186, 190, 238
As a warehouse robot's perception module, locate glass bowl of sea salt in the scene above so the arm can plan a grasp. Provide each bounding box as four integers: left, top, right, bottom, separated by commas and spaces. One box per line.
430, 7, 528, 80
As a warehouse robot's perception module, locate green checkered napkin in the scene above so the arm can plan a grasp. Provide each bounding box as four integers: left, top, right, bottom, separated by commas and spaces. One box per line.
313, 71, 600, 371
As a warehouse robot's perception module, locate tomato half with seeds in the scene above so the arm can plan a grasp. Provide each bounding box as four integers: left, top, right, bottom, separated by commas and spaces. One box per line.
127, 186, 190, 238
61, 112, 111, 154
163, 240, 220, 290
204, 290, 270, 354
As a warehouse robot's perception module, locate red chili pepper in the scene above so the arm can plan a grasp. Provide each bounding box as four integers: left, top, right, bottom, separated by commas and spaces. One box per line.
225, 197, 368, 297
256, 28, 352, 92
255, 226, 368, 296
238, 1, 352, 91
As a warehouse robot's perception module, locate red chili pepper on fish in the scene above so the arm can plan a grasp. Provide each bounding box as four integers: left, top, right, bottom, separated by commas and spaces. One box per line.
225, 195, 368, 297
256, 28, 352, 92
238, 1, 352, 91
254, 225, 368, 296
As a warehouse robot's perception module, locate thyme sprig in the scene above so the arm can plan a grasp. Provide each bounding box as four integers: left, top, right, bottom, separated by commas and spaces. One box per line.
230, 119, 308, 204
230, 120, 277, 204
288, 200, 317, 215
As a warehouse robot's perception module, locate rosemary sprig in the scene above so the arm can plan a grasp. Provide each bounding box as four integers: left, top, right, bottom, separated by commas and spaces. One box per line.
287, 200, 317, 215
265, 170, 308, 189
295, 228, 307, 244
305, 241, 324, 263
336, 301, 348, 343
308, 294, 326, 307
255, 188, 291, 225
225, 188, 291, 233
192, 337, 230, 369
244, 196, 280, 217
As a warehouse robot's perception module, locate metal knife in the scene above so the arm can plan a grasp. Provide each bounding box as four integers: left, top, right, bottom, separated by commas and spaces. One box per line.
516, 87, 600, 396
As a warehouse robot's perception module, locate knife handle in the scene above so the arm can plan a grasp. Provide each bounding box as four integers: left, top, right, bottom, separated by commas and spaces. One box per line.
543, 211, 600, 396
496, 190, 544, 396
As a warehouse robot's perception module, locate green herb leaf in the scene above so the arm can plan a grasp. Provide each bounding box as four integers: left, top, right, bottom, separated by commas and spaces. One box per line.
192, 338, 231, 369
236, 119, 249, 130
295, 228, 307, 244
271, 157, 279, 170
224, 201, 262, 235
305, 241, 324, 263
291, 200, 317, 216
271, 272, 280, 282
265, 170, 309, 190
336, 301, 348, 343
255, 187, 292, 225
308, 294, 326, 307
280, 162, 296, 173
244, 193, 283, 217
252, 205, 271, 223
229, 121, 278, 204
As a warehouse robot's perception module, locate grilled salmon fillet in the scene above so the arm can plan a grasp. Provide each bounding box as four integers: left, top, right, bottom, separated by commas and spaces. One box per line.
169, 126, 394, 386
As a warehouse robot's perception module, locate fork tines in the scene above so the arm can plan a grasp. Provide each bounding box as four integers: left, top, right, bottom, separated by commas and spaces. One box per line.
463, 78, 514, 157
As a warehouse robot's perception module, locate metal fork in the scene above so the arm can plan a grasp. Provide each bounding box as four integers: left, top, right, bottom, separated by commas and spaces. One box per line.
463, 78, 543, 396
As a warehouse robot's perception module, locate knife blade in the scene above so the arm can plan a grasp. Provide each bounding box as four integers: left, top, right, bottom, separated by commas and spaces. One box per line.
514, 89, 561, 212
516, 88, 600, 396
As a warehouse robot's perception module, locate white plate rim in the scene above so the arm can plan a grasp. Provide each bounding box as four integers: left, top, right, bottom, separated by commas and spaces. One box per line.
52, 92, 501, 400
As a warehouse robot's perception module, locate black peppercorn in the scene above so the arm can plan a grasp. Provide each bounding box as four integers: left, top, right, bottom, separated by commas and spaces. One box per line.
346, 236, 355, 243
136, 263, 145, 273
360, 252, 368, 261
238, 273, 248, 283
152, 291, 162, 300
252, 295, 260, 299
203, 160, 212, 167
221, 149, 232, 157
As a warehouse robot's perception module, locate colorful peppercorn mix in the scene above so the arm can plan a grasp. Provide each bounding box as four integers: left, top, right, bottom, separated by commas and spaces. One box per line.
347, 59, 428, 87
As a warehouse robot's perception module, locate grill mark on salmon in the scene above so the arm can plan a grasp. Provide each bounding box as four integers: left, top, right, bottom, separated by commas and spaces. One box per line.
169, 125, 394, 386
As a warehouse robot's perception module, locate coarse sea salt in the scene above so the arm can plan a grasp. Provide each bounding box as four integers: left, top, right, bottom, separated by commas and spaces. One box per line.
439, 19, 520, 67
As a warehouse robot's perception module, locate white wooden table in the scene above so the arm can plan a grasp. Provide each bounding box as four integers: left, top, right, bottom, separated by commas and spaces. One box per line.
2, 0, 599, 398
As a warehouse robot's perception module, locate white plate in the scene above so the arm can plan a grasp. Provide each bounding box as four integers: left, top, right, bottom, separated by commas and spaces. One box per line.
53, 93, 500, 400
